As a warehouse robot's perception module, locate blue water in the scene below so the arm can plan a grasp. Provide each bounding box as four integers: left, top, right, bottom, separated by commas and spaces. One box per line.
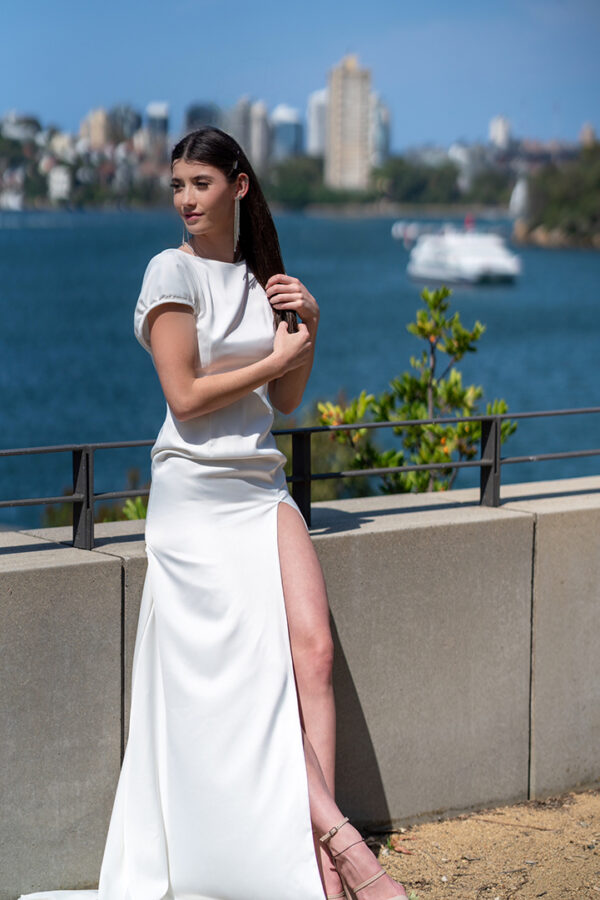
1, 208, 600, 528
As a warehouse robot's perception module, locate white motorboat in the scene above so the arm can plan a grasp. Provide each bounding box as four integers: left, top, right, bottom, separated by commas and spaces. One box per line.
406, 226, 522, 284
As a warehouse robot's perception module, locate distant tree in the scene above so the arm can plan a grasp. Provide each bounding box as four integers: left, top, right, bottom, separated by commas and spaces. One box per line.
374, 156, 461, 204
462, 169, 513, 206
265, 156, 323, 208
527, 144, 600, 240
265, 155, 375, 208
23, 166, 48, 202
0, 135, 25, 169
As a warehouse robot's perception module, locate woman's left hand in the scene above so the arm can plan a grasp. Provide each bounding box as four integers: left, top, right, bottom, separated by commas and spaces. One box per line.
265, 274, 320, 330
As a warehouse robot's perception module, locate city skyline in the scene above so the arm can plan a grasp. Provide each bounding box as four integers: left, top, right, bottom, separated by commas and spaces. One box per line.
2, 0, 599, 151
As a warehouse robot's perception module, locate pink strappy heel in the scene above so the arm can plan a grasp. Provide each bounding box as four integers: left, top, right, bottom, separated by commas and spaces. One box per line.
319, 817, 408, 900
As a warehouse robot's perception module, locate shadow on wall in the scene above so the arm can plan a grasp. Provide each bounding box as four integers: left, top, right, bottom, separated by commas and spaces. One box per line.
331, 615, 391, 828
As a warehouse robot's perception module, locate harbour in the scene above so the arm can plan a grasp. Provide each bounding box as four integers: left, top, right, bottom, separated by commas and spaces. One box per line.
1, 208, 599, 527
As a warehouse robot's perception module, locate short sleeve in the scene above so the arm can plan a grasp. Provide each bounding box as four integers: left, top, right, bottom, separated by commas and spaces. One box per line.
134, 250, 199, 353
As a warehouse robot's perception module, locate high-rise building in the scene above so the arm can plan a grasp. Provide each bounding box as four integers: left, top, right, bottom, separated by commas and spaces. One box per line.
489, 115, 511, 150
108, 104, 142, 143
325, 55, 371, 190
249, 101, 270, 173
579, 122, 597, 148
306, 88, 328, 158
369, 92, 391, 167
226, 96, 252, 153
146, 101, 169, 161
185, 103, 221, 133
80, 108, 110, 150
270, 105, 303, 163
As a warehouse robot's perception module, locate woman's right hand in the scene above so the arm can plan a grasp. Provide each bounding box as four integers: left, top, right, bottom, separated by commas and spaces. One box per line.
272, 320, 313, 375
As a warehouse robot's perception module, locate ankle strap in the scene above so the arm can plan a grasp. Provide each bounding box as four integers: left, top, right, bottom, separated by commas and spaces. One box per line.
319, 816, 350, 844
330, 836, 365, 859
354, 869, 385, 893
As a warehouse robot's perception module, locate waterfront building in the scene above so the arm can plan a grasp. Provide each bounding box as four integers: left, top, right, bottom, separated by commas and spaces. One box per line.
1, 111, 41, 142
270, 104, 303, 163
48, 132, 77, 164
579, 122, 597, 148
185, 103, 221, 133
108, 104, 142, 143
0, 164, 24, 210
48, 165, 72, 203
132, 128, 150, 157
80, 108, 110, 150
489, 115, 512, 151
146, 101, 169, 161
369, 92, 391, 167
226, 96, 252, 154
249, 101, 270, 173
306, 88, 328, 158
448, 142, 490, 193
325, 54, 371, 190
405, 144, 449, 167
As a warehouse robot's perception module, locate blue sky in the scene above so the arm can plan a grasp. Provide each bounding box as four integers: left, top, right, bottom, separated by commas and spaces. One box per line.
1, 0, 598, 151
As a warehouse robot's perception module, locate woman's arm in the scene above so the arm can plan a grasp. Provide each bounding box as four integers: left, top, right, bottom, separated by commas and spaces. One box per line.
266, 275, 320, 415
146, 302, 313, 421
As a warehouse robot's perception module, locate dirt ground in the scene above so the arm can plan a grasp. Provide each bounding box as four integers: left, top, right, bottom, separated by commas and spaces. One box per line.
367, 786, 600, 900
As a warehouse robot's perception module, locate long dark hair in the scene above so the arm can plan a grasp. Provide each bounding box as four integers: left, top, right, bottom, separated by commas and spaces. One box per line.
171, 126, 297, 333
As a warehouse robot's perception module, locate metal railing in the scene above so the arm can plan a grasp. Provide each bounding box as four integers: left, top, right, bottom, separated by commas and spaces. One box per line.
2, 406, 600, 550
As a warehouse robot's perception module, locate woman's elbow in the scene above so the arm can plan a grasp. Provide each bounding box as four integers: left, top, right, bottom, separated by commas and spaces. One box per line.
169, 393, 204, 421
273, 396, 300, 415
170, 402, 192, 422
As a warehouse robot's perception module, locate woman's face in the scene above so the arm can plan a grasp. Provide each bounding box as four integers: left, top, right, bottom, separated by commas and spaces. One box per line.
171, 159, 242, 240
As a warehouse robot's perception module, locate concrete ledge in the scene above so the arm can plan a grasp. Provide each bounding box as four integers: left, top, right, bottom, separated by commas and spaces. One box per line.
0, 530, 122, 900
503, 478, 600, 798
3, 476, 600, 895
25, 521, 148, 745
311, 494, 534, 826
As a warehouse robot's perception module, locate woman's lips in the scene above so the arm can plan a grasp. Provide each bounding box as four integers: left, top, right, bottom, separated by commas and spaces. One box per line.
185, 213, 203, 221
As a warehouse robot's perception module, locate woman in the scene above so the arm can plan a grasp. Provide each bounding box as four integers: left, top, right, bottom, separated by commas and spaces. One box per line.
19, 127, 407, 900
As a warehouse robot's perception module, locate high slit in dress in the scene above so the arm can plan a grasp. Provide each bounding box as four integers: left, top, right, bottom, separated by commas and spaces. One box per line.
19, 248, 325, 900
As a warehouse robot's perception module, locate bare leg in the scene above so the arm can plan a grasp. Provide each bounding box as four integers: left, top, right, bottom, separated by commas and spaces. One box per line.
277, 503, 408, 898
303, 731, 408, 899
277, 501, 341, 894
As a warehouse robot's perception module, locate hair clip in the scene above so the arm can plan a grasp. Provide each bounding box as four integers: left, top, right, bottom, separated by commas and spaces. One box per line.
232, 160, 239, 170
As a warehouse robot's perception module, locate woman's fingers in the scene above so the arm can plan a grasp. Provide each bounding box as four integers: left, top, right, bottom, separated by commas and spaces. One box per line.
266, 283, 302, 300
266, 275, 319, 325
266, 273, 299, 287
269, 293, 303, 307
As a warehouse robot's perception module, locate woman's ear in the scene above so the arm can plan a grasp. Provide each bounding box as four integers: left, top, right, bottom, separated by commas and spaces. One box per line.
236, 173, 250, 199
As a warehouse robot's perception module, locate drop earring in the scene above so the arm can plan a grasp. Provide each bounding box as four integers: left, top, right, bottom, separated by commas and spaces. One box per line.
233, 195, 240, 258
182, 222, 189, 250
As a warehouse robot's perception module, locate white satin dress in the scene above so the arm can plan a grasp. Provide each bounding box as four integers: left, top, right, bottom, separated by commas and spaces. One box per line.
20, 248, 325, 900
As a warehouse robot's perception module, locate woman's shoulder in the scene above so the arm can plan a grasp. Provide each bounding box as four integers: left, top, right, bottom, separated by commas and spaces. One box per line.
135, 249, 200, 352
140, 247, 201, 302
144, 246, 193, 273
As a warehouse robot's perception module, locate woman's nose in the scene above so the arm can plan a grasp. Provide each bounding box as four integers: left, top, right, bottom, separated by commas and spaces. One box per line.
181, 185, 194, 206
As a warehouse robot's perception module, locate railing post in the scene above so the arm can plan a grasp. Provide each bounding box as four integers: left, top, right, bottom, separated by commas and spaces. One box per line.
291, 431, 312, 528
72, 447, 94, 549
480, 417, 501, 506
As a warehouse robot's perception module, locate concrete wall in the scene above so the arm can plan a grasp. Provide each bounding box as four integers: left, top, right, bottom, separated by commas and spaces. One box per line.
1, 476, 600, 897
0, 530, 122, 899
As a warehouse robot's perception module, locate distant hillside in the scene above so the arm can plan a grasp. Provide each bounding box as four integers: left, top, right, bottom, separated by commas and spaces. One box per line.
517, 145, 600, 249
